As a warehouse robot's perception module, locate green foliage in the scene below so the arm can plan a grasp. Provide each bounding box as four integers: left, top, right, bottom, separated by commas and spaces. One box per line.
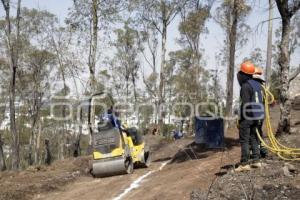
215, 0, 251, 63
138, 104, 155, 130
248, 48, 264, 67
161, 123, 176, 137
178, 6, 210, 45
270, 70, 280, 100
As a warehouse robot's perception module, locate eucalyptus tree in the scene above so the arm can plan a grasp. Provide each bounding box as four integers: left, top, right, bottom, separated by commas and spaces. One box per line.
274, 0, 300, 134
14, 8, 59, 165
67, 0, 128, 93
243, 47, 265, 67
215, 0, 251, 126
20, 49, 54, 164
178, 0, 213, 81
1, 0, 22, 170
137, 24, 159, 122
0, 58, 9, 171
67, 0, 128, 145
164, 0, 213, 133
135, 0, 190, 133
114, 22, 140, 104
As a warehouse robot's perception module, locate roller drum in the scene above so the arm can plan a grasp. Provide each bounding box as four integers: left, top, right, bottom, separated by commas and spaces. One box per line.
92, 156, 130, 177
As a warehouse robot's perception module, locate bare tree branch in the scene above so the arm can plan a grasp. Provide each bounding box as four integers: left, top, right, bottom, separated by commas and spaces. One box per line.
290, 1, 300, 16
289, 64, 300, 83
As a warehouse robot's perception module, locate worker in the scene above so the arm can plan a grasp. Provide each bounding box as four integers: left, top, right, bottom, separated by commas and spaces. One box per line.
253, 66, 268, 158
102, 106, 121, 129
234, 61, 264, 172
173, 130, 183, 140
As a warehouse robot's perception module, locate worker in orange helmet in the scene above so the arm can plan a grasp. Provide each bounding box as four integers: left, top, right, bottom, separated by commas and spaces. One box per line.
253, 67, 264, 82
234, 61, 264, 172
252, 66, 268, 158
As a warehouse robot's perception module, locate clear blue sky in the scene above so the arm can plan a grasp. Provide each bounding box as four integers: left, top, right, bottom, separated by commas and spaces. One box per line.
2, 0, 300, 99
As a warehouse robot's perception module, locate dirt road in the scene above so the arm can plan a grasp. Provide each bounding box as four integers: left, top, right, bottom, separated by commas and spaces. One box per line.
34, 137, 240, 200
2, 106, 300, 200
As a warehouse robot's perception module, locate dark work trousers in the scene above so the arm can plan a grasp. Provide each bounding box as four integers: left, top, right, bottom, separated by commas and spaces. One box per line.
257, 120, 268, 158
239, 120, 260, 164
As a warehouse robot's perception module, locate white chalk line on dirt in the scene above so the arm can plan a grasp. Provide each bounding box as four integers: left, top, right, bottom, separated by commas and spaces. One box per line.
112, 160, 170, 200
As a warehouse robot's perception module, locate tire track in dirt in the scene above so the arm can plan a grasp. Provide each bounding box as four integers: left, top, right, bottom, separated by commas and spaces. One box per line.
113, 161, 170, 200
34, 137, 240, 200
122, 146, 240, 200
33, 163, 158, 200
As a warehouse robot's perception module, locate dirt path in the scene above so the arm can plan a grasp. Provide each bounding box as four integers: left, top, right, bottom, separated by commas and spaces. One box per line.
34, 137, 240, 200
123, 147, 240, 200
34, 161, 165, 200
2, 106, 300, 200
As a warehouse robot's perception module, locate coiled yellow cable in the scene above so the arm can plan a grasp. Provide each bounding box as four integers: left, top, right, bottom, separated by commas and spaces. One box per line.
256, 85, 300, 161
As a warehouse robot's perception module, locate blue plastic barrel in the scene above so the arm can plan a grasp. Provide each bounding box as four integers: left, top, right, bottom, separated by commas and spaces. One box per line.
195, 117, 224, 148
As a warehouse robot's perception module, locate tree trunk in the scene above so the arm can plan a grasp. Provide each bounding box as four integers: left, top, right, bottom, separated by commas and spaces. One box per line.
89, 0, 98, 92
60, 71, 68, 159
44, 139, 52, 165
265, 0, 273, 86
158, 20, 167, 135
277, 17, 292, 134
2, 0, 22, 170
29, 115, 38, 165
274, 0, 300, 134
35, 120, 42, 163
0, 134, 6, 171
59, 128, 65, 160
74, 107, 82, 157
9, 67, 19, 170
28, 133, 34, 165
87, 0, 99, 146
225, 0, 238, 129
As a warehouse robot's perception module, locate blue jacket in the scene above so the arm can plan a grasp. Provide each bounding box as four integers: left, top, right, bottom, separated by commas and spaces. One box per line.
247, 79, 265, 120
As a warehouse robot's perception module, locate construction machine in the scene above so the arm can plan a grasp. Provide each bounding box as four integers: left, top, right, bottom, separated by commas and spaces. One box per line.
88, 92, 151, 177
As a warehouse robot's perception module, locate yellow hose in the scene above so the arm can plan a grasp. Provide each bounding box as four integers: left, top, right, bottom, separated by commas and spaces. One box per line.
256, 85, 300, 161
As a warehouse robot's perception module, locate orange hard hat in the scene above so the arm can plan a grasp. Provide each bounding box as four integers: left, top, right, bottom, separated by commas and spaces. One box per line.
240, 61, 255, 75
254, 66, 263, 75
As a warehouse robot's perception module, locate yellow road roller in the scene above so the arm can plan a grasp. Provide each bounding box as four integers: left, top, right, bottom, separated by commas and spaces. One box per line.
88, 93, 151, 177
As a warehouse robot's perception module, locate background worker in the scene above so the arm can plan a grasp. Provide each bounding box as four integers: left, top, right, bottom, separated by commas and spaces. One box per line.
235, 61, 264, 172
253, 67, 268, 158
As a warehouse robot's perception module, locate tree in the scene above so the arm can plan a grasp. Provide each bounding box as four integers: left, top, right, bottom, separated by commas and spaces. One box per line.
68, 0, 127, 92
68, 0, 126, 145
114, 22, 140, 105
169, 49, 210, 133
0, 64, 7, 170
137, 24, 159, 123
13, 7, 58, 165
0, 134, 5, 171
270, 11, 300, 101
177, 1, 214, 132
16, 49, 54, 165
0, 57, 10, 171
215, 0, 251, 127
265, 0, 274, 86
243, 47, 265, 67
137, 0, 189, 134
210, 54, 225, 108
1, 0, 22, 170
274, 0, 300, 134
178, 0, 213, 80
